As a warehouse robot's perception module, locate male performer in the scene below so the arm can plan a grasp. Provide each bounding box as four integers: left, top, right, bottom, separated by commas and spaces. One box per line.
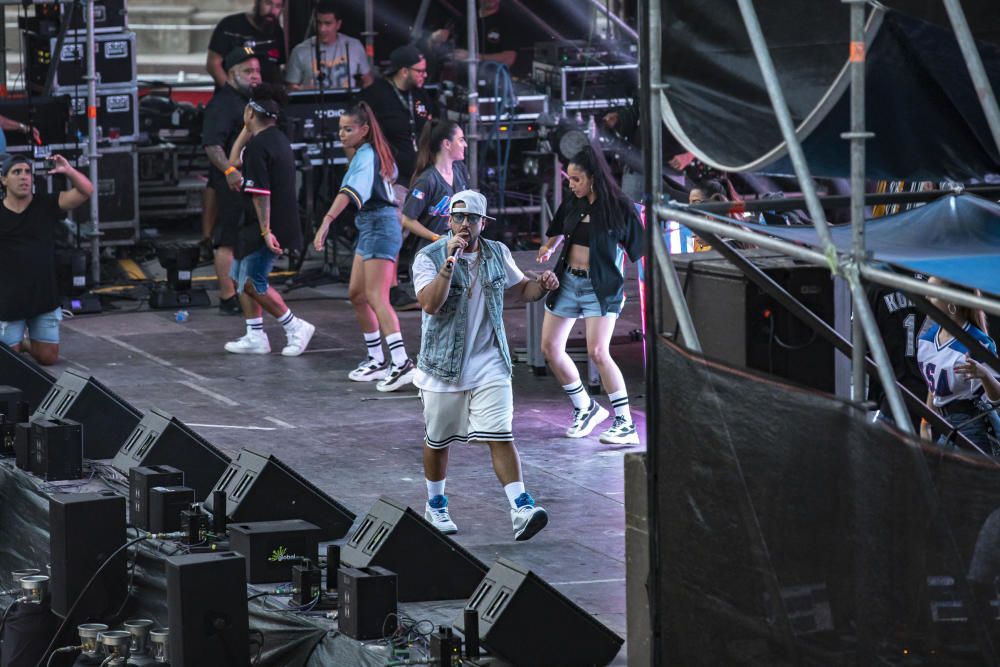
413, 190, 558, 540
286, 0, 372, 90
206, 0, 286, 87
224, 84, 315, 356
0, 154, 92, 365
202, 48, 262, 315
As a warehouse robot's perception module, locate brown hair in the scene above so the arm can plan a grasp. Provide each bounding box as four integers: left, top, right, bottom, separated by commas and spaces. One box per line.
412, 119, 460, 179
931, 277, 988, 333
344, 101, 396, 181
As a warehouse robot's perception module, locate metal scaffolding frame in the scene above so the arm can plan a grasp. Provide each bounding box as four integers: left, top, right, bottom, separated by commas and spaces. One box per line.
639, 1, 1000, 663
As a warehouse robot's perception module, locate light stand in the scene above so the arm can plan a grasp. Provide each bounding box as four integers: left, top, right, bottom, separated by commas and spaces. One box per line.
149, 244, 211, 309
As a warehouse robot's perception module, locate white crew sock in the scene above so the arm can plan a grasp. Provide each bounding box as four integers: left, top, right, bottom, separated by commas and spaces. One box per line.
608, 389, 631, 423
562, 381, 592, 411
385, 331, 408, 366
504, 481, 526, 509
246, 317, 264, 335
277, 309, 297, 332
426, 478, 446, 500
363, 330, 385, 363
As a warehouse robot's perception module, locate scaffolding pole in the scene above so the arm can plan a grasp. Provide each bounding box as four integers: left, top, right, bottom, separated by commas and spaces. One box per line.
85, 0, 100, 284
466, 0, 479, 188
942, 0, 1000, 154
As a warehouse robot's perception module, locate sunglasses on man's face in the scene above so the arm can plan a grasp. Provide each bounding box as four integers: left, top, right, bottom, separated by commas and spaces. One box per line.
450, 212, 484, 226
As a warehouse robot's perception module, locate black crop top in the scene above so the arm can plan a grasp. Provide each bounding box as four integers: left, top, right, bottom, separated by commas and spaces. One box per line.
568, 213, 591, 248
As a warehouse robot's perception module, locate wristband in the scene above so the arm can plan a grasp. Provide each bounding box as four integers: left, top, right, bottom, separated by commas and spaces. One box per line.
261, 228, 271, 237
224, 166, 237, 176
431, 234, 441, 242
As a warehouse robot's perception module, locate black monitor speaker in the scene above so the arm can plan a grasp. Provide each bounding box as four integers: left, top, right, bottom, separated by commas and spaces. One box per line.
203, 448, 355, 540
129, 464, 185, 530
455, 558, 624, 667
33, 368, 141, 459
49, 492, 127, 619
165, 551, 249, 667
341, 496, 488, 602
112, 408, 230, 499
0, 342, 55, 408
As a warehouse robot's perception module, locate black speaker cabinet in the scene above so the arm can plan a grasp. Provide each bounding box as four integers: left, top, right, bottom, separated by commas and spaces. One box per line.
49, 492, 126, 619
228, 519, 322, 584
660, 250, 836, 392
113, 408, 230, 500
129, 464, 185, 530
0, 342, 55, 408
455, 558, 624, 667
342, 496, 488, 602
338, 566, 397, 640
14, 422, 32, 469
165, 551, 249, 667
204, 448, 355, 540
33, 368, 141, 459
149, 485, 195, 533
30, 418, 82, 481
0, 385, 23, 420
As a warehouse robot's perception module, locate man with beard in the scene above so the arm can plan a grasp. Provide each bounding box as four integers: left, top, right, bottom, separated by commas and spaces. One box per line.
207, 0, 286, 87
286, 0, 372, 90
202, 49, 262, 315
0, 154, 92, 365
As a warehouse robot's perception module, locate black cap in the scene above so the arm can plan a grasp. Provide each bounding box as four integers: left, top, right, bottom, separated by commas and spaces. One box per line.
0, 154, 31, 176
387, 44, 423, 74
223, 46, 259, 72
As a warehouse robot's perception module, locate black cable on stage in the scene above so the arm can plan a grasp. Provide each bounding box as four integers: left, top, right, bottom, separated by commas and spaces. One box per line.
35, 534, 150, 667
0, 596, 20, 640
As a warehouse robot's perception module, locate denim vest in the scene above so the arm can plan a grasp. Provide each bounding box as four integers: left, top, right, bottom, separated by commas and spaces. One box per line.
416, 235, 513, 384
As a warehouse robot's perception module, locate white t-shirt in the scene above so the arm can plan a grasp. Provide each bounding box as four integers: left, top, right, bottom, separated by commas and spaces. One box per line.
286, 34, 371, 89
412, 244, 524, 392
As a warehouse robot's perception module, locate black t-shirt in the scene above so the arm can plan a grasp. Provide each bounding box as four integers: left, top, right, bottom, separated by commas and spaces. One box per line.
0, 193, 62, 321
356, 78, 435, 186
866, 285, 927, 417
239, 126, 301, 258
401, 161, 469, 233
202, 84, 249, 189
208, 13, 286, 86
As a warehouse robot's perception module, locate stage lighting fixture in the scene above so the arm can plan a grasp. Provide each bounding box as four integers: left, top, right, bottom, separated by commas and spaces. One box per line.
19, 574, 48, 603
150, 627, 169, 663
59, 249, 102, 315
149, 244, 210, 310
523, 155, 540, 176
78, 623, 109, 659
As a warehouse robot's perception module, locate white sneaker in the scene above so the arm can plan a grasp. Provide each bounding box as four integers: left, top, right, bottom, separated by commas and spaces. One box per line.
348, 357, 390, 382
281, 319, 315, 357
224, 331, 270, 354
376, 359, 416, 392
511, 496, 548, 542
565, 400, 610, 438
424, 495, 458, 534
599, 416, 640, 445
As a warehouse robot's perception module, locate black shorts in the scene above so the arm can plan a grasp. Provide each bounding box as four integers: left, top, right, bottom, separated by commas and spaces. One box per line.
210, 182, 244, 249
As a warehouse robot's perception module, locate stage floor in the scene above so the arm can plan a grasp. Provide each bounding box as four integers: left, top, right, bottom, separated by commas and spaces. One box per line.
51, 263, 646, 665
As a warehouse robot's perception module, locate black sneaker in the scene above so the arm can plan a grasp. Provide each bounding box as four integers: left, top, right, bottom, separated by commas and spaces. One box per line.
376, 359, 416, 392
218, 295, 242, 315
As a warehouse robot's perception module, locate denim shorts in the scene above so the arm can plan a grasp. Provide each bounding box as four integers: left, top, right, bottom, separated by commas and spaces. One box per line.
355, 206, 402, 261
230, 246, 278, 294
0, 306, 63, 345
545, 269, 621, 319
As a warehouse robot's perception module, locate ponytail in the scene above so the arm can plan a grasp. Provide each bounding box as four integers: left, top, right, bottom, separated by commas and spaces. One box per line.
412, 119, 460, 178
346, 101, 397, 181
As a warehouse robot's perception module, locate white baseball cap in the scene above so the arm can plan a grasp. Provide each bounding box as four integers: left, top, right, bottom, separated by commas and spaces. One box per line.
450, 190, 496, 220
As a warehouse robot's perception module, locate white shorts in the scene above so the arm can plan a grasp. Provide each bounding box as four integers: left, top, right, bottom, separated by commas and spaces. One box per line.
421, 379, 513, 449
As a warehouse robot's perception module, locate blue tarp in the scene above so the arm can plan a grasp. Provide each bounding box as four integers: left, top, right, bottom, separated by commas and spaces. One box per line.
736, 193, 1000, 296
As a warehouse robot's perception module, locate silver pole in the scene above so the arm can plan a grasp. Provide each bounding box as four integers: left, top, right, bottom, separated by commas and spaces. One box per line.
942, 0, 1000, 154
412, 0, 432, 38
364, 0, 374, 63
844, 0, 873, 403
86, 0, 100, 284
466, 0, 479, 188
587, 0, 639, 42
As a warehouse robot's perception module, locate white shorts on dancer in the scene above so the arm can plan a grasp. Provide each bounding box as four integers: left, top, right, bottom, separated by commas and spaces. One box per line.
422, 379, 513, 449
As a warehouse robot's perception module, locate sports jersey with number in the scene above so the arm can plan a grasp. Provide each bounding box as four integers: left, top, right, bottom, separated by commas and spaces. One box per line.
917, 322, 998, 407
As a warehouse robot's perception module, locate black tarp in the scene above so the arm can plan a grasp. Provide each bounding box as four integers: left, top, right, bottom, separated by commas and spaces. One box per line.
662, 2, 1000, 180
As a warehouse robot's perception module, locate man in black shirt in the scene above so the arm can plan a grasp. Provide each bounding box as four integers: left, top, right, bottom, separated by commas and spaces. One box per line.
202, 48, 262, 315
206, 0, 286, 87
0, 154, 92, 365
224, 84, 315, 357
867, 283, 926, 431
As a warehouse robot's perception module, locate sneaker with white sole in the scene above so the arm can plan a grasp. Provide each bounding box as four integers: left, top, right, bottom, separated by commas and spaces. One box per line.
348, 357, 390, 382
281, 319, 315, 357
565, 400, 610, 438
424, 494, 457, 534
599, 416, 640, 445
510, 493, 548, 541
224, 331, 270, 354
376, 359, 415, 392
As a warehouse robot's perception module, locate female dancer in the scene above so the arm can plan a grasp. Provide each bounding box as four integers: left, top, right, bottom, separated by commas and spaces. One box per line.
313, 101, 414, 391
917, 277, 1000, 452
401, 119, 470, 242
537, 145, 645, 444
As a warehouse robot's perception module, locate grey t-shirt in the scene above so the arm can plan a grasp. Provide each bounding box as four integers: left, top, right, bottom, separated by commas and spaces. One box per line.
285, 34, 371, 89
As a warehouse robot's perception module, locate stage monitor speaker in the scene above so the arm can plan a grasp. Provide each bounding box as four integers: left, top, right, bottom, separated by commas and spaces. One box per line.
49, 492, 126, 619
660, 250, 836, 393
338, 566, 397, 640
112, 408, 230, 500
33, 368, 141, 459
228, 519, 322, 584
30, 418, 82, 481
203, 448, 355, 540
129, 464, 184, 530
455, 558, 624, 667
0, 385, 23, 420
165, 551, 249, 667
14, 422, 32, 470
149, 485, 195, 533
0, 341, 55, 408
341, 496, 488, 602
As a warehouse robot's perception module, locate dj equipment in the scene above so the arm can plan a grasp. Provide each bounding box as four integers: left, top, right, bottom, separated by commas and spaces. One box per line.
165, 552, 250, 667
341, 496, 487, 602
33, 368, 142, 459
533, 39, 638, 67
337, 566, 397, 640
129, 464, 185, 530
0, 342, 55, 408
30, 418, 83, 481
26, 31, 137, 90
49, 492, 127, 619
285, 89, 351, 146
455, 558, 624, 666
228, 520, 322, 584
205, 448, 356, 540
532, 62, 637, 113
113, 408, 230, 500
149, 485, 196, 533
